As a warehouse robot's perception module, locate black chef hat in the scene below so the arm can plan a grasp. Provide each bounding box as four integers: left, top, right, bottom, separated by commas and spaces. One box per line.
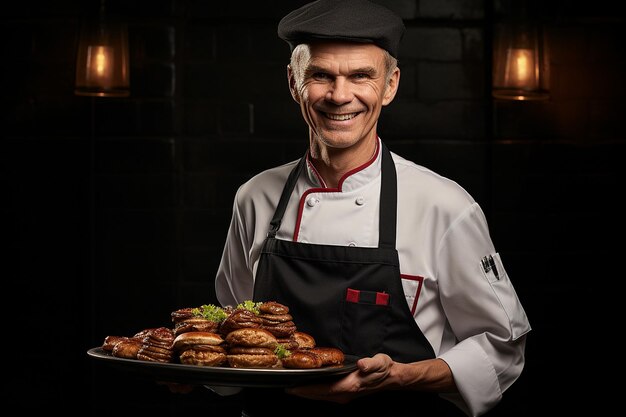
277, 0, 406, 58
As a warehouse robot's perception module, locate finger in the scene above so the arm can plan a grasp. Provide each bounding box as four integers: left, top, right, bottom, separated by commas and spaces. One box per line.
286, 382, 328, 396
286, 369, 363, 402
357, 356, 383, 373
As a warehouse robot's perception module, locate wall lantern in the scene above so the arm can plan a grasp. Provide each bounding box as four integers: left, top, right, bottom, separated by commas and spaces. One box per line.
75, 1, 129, 97
492, 0, 549, 100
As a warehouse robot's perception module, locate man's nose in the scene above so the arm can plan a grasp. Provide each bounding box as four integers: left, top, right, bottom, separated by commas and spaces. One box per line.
326, 78, 353, 104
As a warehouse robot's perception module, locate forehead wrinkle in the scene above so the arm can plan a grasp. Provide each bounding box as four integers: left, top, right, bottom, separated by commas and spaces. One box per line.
298, 42, 387, 77
305, 56, 381, 77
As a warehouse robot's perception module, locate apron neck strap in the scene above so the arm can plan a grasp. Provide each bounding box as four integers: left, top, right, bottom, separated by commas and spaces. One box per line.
268, 143, 397, 250
268, 153, 307, 238
378, 142, 397, 249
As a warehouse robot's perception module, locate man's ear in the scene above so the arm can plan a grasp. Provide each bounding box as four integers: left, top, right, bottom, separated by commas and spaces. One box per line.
382, 67, 400, 106
287, 64, 300, 103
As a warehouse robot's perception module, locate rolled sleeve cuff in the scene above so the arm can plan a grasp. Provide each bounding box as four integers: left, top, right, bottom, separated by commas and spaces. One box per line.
438, 338, 501, 417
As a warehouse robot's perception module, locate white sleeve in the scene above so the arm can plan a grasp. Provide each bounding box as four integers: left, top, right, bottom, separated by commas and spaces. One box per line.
436, 203, 531, 416
209, 187, 256, 395
215, 186, 256, 307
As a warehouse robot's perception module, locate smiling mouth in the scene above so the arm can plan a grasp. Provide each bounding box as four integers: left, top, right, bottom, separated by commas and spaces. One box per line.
323, 112, 360, 121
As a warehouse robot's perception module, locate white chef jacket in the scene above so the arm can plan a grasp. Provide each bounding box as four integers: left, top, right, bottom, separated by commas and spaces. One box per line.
215, 138, 531, 416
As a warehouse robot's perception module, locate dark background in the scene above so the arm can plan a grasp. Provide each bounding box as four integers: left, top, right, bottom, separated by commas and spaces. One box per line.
4, 0, 623, 415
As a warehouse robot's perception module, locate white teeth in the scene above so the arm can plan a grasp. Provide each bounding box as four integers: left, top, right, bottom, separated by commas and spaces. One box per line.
325, 112, 357, 121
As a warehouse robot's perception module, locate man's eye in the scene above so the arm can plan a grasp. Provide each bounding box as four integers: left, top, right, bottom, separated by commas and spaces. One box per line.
353, 73, 370, 79
312, 72, 331, 80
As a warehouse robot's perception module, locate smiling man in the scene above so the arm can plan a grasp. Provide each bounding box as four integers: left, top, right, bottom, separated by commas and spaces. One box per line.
213, 1, 531, 416
288, 41, 398, 188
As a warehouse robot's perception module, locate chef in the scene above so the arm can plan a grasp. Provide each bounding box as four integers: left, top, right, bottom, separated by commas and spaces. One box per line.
214, 1, 531, 416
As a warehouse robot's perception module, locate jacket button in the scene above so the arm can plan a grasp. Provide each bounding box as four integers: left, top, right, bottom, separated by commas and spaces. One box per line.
306, 196, 319, 207
355, 196, 365, 205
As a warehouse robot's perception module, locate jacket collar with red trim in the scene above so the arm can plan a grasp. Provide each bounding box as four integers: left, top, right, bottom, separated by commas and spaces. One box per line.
304, 137, 382, 192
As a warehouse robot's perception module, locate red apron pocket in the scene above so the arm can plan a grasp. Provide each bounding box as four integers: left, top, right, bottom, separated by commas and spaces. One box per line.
375, 292, 389, 306
345, 288, 389, 306
346, 288, 360, 303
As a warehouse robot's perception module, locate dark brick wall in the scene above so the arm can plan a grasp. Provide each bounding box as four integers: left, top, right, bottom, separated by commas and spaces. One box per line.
3, 0, 624, 415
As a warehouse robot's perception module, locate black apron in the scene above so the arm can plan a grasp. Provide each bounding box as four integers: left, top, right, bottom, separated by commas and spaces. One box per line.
244, 143, 463, 416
